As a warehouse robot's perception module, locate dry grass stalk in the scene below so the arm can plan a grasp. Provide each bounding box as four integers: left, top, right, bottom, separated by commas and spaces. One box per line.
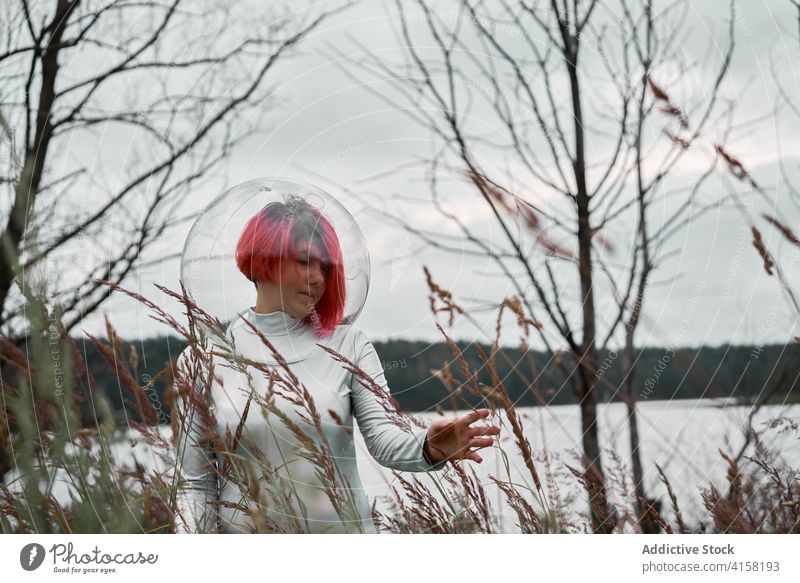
763, 214, 800, 247
464, 169, 573, 260
646, 75, 690, 129
751, 226, 775, 276
655, 462, 688, 533
715, 144, 760, 188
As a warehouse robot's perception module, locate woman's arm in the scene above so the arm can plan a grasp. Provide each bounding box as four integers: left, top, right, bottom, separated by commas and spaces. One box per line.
349, 330, 448, 472
172, 348, 220, 534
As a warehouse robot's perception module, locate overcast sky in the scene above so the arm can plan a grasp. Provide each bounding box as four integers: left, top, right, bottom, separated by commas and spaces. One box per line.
73, 0, 800, 352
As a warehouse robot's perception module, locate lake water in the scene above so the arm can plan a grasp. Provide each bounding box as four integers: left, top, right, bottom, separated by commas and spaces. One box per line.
8, 399, 798, 532
353, 399, 800, 531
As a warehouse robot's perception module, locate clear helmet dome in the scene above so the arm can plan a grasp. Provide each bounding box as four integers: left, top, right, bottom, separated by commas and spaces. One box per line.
180, 177, 370, 342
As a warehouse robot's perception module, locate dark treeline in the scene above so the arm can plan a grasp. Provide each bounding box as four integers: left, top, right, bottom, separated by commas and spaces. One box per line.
69, 335, 800, 424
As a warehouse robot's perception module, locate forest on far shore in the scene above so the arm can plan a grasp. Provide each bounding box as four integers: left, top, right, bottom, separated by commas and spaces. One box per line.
79, 336, 800, 423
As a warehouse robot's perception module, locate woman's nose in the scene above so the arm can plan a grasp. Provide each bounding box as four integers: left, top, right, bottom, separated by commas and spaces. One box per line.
306, 261, 325, 285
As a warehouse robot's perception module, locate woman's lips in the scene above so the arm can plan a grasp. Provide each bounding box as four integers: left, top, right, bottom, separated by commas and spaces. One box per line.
299, 291, 315, 302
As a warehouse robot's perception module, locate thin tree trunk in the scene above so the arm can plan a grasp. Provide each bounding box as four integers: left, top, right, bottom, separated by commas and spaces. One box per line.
567, 42, 615, 532
623, 329, 661, 532
0, 0, 76, 320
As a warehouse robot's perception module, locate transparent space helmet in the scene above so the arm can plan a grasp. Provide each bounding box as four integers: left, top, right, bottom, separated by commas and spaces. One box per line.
179, 177, 370, 341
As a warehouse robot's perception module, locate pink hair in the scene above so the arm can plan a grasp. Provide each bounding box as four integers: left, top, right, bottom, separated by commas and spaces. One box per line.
235, 197, 346, 336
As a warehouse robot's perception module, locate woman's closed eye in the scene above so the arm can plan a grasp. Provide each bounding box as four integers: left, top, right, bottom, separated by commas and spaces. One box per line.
297, 257, 330, 275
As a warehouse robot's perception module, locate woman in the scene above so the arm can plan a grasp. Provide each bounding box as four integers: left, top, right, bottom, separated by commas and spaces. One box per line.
173, 196, 500, 533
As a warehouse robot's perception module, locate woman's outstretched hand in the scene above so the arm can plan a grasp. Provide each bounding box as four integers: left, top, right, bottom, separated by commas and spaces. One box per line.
423, 408, 501, 464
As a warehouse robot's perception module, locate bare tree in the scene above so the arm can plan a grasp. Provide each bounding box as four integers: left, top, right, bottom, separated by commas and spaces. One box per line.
332, 0, 737, 531
0, 0, 346, 339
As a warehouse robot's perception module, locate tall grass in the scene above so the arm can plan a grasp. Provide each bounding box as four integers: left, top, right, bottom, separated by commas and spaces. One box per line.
0, 276, 797, 533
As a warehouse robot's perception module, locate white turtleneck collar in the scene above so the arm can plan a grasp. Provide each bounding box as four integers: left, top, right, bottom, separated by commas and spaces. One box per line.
225, 306, 321, 364
243, 307, 306, 336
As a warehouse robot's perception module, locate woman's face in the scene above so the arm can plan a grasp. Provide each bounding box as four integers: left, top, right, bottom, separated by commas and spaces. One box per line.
260, 240, 328, 319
